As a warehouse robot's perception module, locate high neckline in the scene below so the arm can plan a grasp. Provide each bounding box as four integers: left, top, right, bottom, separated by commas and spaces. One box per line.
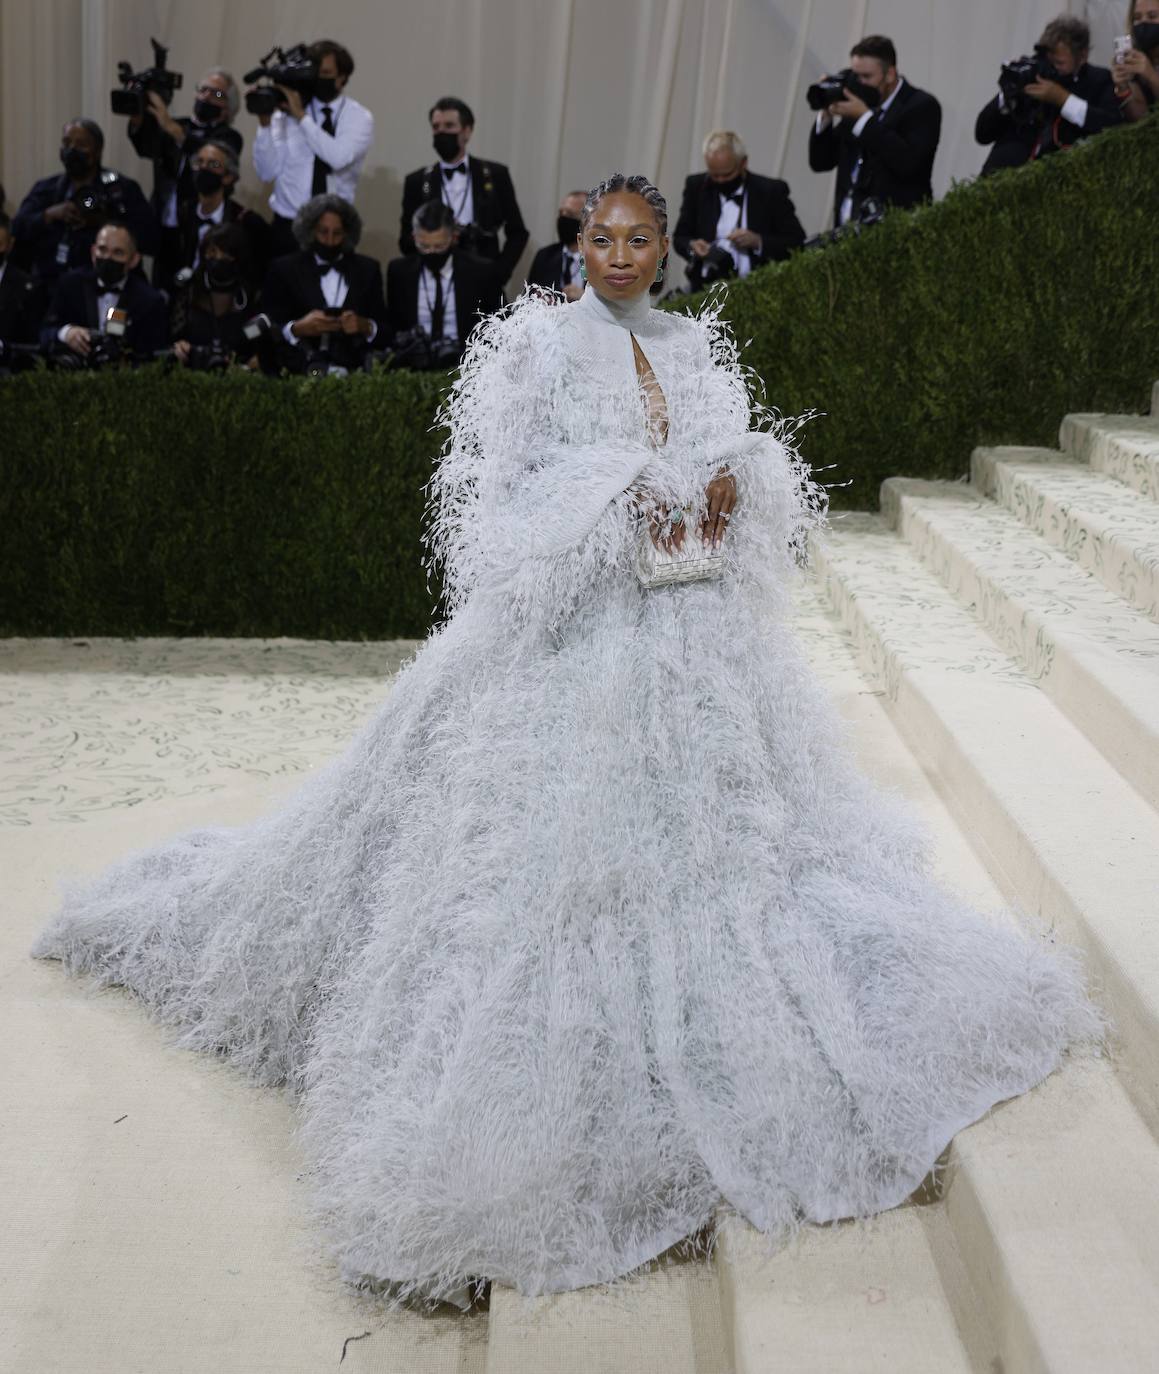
577, 283, 655, 331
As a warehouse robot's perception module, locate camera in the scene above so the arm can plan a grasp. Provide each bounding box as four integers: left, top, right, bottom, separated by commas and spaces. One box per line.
70, 170, 132, 229
387, 327, 461, 371
110, 38, 183, 118
801, 196, 886, 252
243, 45, 318, 116
998, 46, 1062, 120
185, 340, 232, 372
806, 68, 882, 112
51, 332, 124, 370
685, 244, 736, 290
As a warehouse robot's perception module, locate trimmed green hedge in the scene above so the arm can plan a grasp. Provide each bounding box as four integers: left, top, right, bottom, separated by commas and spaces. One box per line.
0, 367, 448, 637
3, 117, 1158, 638
674, 115, 1159, 508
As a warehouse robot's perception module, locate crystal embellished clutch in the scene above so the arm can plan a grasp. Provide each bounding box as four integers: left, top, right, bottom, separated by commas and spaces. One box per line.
635, 526, 724, 589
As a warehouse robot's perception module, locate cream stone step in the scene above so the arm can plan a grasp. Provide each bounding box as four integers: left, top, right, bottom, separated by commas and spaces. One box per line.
880, 477, 1159, 814
811, 518, 1159, 1139
1061, 412, 1159, 502
971, 447, 1159, 624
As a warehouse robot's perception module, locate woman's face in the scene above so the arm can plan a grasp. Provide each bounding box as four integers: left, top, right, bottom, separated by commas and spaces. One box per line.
581, 192, 668, 303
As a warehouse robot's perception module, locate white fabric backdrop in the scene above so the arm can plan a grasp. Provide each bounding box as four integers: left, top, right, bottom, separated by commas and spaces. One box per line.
2, 0, 1113, 278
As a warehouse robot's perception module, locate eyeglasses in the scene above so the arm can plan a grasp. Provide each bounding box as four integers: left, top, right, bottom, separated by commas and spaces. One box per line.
195, 85, 230, 101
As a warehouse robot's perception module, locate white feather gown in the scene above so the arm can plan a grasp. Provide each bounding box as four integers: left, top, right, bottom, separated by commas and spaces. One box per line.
31, 285, 1101, 1306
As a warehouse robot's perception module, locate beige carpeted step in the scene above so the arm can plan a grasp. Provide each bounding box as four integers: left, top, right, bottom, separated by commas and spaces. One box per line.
971, 446, 1159, 624
1061, 413, 1159, 502
880, 476, 1159, 814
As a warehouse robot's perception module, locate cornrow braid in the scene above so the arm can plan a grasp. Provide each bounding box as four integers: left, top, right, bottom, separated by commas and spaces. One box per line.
581, 173, 667, 237
581, 174, 669, 294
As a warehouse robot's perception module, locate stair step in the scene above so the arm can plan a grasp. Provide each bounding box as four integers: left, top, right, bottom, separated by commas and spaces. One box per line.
810, 517, 1159, 1139
1061, 413, 1159, 502
790, 581, 1159, 1374
484, 1262, 718, 1374
881, 478, 1159, 814
972, 446, 1159, 624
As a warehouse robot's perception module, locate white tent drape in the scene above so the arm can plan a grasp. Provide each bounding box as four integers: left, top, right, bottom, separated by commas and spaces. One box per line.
2, 0, 1111, 277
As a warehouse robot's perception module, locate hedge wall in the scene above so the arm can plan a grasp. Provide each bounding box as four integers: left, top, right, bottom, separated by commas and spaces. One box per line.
676, 115, 1159, 508
3, 116, 1158, 638
1, 367, 448, 638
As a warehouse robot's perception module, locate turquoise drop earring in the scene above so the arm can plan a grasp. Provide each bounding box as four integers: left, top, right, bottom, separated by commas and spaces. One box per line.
655, 254, 668, 284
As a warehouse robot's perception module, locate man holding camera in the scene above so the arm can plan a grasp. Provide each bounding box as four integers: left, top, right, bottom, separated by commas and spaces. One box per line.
40, 220, 169, 364
12, 119, 157, 288
399, 98, 528, 289
976, 17, 1121, 175
387, 200, 504, 368
260, 193, 385, 374
808, 36, 941, 229
252, 40, 374, 262
126, 67, 245, 286
674, 130, 805, 290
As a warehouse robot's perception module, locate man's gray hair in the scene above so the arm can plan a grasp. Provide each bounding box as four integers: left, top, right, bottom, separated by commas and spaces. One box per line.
293, 193, 363, 250
702, 129, 747, 161
412, 199, 458, 234
198, 139, 239, 179
201, 68, 240, 119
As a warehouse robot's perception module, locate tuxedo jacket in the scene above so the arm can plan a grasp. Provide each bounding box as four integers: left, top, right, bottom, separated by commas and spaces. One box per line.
12, 169, 160, 284
672, 171, 806, 267
975, 63, 1122, 175
809, 79, 942, 225
399, 158, 529, 284
526, 241, 582, 293
40, 266, 170, 358
0, 263, 45, 347
128, 114, 245, 215
261, 248, 387, 371
385, 250, 505, 353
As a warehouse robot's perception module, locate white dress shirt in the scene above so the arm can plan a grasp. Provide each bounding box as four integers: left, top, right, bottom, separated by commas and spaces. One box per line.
417, 257, 457, 344
253, 94, 374, 218
191, 199, 226, 270
282, 255, 378, 346
438, 155, 475, 228
713, 185, 752, 277
561, 245, 581, 287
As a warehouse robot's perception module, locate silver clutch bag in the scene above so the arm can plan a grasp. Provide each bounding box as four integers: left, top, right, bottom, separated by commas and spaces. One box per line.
635, 527, 724, 589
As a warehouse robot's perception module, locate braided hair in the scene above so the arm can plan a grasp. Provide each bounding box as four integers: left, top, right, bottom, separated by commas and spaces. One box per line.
581, 174, 669, 295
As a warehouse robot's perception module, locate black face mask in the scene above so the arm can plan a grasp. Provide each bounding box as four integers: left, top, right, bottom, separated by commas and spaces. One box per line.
94, 255, 127, 289
193, 97, 224, 125
432, 131, 462, 162
315, 77, 339, 103
714, 174, 745, 199
204, 258, 240, 291
60, 145, 91, 178
420, 249, 451, 274
314, 240, 345, 263
1134, 21, 1159, 52
556, 215, 581, 246
194, 168, 225, 196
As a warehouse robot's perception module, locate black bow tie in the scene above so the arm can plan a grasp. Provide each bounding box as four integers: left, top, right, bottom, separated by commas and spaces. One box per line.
443, 162, 468, 177
723, 191, 744, 206
314, 256, 343, 276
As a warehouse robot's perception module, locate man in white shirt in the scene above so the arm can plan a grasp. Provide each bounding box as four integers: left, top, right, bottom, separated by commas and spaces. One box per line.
252, 40, 374, 259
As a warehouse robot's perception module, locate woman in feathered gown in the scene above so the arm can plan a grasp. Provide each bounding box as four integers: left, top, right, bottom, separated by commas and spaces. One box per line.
32, 174, 1100, 1307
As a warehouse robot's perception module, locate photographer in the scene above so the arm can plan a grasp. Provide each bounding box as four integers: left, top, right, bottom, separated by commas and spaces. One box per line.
170, 222, 264, 371
399, 97, 528, 288
976, 17, 1121, 174
260, 193, 385, 375
526, 190, 586, 299
1114, 1, 1159, 122
40, 220, 168, 365
12, 119, 157, 288
387, 200, 504, 369
0, 211, 45, 372
126, 67, 244, 280
808, 36, 941, 229
673, 129, 805, 291
164, 141, 269, 294
251, 40, 374, 261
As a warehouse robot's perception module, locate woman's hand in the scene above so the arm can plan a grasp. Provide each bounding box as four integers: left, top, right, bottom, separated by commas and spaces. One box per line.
647, 505, 689, 554
700, 471, 736, 549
